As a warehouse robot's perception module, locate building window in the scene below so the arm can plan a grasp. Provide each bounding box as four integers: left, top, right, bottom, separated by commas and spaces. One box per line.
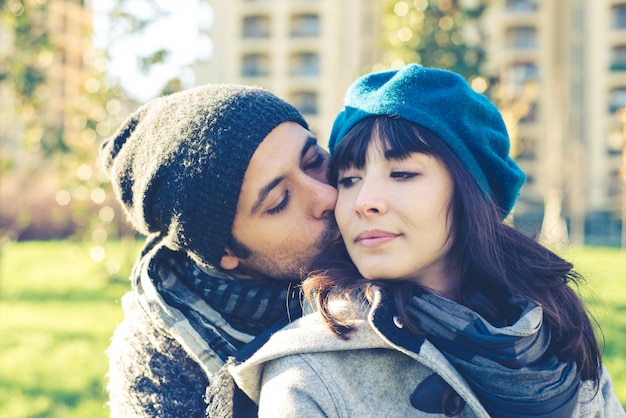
519, 101, 538, 124
612, 4, 626, 29
608, 126, 624, 155
243, 15, 271, 38
290, 52, 319, 76
609, 87, 626, 112
290, 14, 320, 37
516, 137, 536, 160
506, 26, 537, 49
241, 54, 270, 77
607, 169, 621, 198
505, 62, 538, 88
290, 91, 318, 115
610, 45, 626, 71
504, 0, 538, 12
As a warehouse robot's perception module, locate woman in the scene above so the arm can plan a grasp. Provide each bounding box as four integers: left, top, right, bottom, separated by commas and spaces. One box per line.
226, 64, 625, 417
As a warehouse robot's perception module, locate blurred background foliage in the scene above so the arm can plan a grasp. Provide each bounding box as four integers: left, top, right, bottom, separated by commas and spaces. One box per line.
0, 0, 490, 254
0, 0, 180, 273
380, 0, 486, 80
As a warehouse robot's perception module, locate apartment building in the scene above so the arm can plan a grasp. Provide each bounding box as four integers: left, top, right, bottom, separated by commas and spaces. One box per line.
199, 0, 624, 244
199, 0, 382, 145
1, 0, 93, 161
483, 0, 625, 244
46, 0, 93, 147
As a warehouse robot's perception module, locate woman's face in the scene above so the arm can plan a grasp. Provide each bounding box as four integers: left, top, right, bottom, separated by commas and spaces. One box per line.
334, 136, 458, 296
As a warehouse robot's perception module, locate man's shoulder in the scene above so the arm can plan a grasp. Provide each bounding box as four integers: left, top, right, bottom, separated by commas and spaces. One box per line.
111, 291, 181, 356
107, 292, 210, 418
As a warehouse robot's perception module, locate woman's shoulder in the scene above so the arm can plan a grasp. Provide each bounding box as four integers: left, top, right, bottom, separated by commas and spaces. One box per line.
235, 306, 383, 368
575, 365, 626, 417
229, 306, 388, 402
253, 335, 491, 418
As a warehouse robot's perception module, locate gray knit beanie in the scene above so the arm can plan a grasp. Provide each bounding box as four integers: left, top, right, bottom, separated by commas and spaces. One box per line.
100, 84, 308, 267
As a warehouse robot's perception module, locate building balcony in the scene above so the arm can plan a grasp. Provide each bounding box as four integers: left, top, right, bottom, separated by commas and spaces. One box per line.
607, 73, 626, 92
289, 90, 319, 116
609, 29, 626, 45
499, 48, 540, 65
288, 37, 322, 50
610, 61, 626, 72
290, 13, 320, 37
501, 12, 537, 27
610, 2, 626, 29
503, 0, 539, 14
242, 15, 272, 39
241, 0, 271, 9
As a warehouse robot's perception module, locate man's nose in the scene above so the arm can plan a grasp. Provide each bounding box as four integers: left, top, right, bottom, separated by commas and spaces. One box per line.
308, 177, 338, 219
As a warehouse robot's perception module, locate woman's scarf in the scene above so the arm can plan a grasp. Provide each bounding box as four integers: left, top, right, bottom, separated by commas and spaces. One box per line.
406, 290, 580, 418
133, 241, 302, 381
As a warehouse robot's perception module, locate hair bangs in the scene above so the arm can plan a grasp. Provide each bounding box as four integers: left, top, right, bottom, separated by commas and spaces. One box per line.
328, 117, 436, 185
328, 118, 376, 185
378, 117, 434, 161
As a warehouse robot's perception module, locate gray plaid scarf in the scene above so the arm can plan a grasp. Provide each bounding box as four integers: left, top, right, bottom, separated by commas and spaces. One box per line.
406, 290, 580, 417
133, 240, 302, 381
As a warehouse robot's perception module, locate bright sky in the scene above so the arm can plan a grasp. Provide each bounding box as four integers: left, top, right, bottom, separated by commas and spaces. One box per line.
92, 0, 214, 102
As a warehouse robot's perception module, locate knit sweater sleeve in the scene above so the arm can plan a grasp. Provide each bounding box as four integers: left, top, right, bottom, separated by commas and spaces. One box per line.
106, 292, 209, 418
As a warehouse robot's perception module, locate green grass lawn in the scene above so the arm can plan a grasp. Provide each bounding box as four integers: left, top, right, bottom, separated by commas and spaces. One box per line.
0, 241, 624, 417
560, 246, 626, 405
0, 240, 140, 418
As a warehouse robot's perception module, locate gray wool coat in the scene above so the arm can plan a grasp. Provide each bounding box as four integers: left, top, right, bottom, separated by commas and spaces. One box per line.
230, 290, 625, 418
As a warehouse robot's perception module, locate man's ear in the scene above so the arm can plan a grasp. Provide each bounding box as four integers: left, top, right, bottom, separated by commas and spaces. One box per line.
220, 248, 240, 271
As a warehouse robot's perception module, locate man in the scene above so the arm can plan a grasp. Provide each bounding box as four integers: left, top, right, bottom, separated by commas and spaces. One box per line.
100, 84, 338, 417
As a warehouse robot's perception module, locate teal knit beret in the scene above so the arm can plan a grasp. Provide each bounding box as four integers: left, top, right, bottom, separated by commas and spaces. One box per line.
329, 64, 525, 217
100, 84, 308, 267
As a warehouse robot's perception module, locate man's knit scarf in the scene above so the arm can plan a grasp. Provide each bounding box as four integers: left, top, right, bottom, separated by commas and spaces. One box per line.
405, 289, 580, 417
133, 239, 302, 380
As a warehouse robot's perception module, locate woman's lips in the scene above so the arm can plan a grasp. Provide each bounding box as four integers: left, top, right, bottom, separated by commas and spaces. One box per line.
354, 229, 400, 247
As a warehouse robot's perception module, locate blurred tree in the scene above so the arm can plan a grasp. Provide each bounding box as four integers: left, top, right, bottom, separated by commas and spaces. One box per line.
140, 48, 170, 75
0, 0, 136, 243
0, 0, 51, 100
160, 77, 184, 97
0, 0, 58, 242
0, 0, 182, 279
0, 0, 53, 164
379, 0, 488, 81
102, 0, 170, 82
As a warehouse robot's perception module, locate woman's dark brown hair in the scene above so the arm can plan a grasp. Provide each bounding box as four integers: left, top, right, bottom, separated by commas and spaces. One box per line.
302, 116, 602, 385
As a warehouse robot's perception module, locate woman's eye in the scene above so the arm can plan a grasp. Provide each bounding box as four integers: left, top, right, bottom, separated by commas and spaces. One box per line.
337, 176, 359, 188
390, 171, 418, 180
267, 191, 290, 215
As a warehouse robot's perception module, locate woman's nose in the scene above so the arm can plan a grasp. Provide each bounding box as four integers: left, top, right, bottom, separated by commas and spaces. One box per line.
354, 178, 387, 217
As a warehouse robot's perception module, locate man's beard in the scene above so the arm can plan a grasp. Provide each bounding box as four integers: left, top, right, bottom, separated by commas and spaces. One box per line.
228, 217, 339, 281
